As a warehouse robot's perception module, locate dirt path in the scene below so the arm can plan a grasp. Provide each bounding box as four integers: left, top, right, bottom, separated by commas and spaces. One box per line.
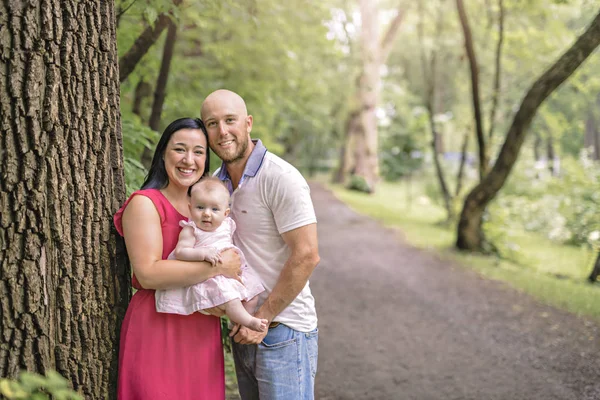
309, 183, 600, 400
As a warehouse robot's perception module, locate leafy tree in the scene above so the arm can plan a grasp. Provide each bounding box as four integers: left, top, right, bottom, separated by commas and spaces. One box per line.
456, 9, 600, 251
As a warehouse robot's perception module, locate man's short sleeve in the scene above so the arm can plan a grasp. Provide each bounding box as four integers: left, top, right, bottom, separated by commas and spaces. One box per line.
268, 168, 317, 234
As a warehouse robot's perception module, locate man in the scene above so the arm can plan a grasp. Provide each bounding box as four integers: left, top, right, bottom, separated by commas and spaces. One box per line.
201, 89, 320, 400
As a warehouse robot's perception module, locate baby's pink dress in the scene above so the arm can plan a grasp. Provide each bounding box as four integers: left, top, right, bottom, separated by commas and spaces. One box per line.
155, 217, 265, 315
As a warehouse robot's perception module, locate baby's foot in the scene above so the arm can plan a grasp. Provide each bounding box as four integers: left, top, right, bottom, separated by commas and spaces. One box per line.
247, 317, 268, 332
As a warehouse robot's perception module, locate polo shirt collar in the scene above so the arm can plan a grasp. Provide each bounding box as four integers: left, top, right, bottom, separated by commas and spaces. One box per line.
216, 139, 267, 181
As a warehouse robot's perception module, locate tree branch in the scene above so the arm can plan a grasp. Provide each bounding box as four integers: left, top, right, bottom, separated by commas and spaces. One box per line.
456, 0, 488, 180
118, 0, 183, 83
380, 5, 408, 63
487, 0, 504, 140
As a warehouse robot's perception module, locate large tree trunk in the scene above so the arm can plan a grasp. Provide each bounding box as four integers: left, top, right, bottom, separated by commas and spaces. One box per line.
456, 9, 600, 251
142, 20, 178, 168
456, 0, 488, 180
0, 0, 130, 397
338, 5, 407, 191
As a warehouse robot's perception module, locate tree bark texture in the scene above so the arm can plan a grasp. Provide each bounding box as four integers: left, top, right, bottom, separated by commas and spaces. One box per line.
456, 9, 600, 251
0, 1, 130, 397
456, 0, 488, 180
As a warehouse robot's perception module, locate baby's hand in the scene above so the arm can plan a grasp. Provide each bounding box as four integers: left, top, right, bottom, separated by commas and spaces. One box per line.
204, 247, 222, 266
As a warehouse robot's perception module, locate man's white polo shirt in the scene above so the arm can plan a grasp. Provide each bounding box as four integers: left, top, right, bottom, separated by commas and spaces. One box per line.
215, 140, 318, 332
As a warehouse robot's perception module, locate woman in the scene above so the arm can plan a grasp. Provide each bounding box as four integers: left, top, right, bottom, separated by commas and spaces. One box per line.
114, 118, 241, 399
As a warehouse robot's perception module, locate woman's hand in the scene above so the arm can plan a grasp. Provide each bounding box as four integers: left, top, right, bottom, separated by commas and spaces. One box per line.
217, 249, 242, 282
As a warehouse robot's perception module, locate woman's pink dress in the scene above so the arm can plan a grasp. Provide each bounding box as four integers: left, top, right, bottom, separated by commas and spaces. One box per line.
114, 189, 225, 400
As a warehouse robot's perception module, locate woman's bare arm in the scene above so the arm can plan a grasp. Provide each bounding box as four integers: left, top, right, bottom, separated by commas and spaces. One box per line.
121, 195, 240, 290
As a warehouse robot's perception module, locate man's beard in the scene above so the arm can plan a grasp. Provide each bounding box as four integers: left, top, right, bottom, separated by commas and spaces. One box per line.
216, 137, 248, 164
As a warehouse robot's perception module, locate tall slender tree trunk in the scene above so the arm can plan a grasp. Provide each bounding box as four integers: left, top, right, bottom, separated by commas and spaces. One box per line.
595, 94, 600, 160
533, 132, 543, 162
142, 20, 178, 168
546, 134, 557, 176
456, 10, 600, 251
488, 0, 504, 141
353, 0, 381, 192
0, 1, 130, 397
332, 109, 360, 184
133, 79, 152, 122
586, 93, 600, 160
589, 251, 600, 282
429, 112, 454, 220
456, 129, 470, 196
456, 0, 488, 180
418, 0, 453, 219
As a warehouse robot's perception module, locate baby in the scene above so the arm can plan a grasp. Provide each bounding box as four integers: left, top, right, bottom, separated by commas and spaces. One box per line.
155, 177, 267, 332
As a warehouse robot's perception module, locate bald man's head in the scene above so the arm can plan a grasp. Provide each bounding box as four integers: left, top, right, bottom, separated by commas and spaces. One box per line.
200, 89, 254, 165
201, 89, 248, 120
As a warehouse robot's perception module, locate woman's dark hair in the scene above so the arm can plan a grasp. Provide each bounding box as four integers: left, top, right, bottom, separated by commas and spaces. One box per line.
141, 117, 211, 190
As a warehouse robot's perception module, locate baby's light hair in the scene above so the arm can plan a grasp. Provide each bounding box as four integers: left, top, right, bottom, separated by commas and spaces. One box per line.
190, 177, 230, 204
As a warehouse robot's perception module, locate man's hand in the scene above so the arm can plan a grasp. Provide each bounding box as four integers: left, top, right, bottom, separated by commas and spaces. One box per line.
230, 324, 268, 345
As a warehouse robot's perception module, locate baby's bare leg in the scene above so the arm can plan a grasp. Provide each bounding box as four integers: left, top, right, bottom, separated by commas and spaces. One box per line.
243, 296, 259, 315
223, 299, 267, 332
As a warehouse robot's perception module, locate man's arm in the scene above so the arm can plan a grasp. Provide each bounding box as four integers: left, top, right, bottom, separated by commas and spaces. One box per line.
232, 223, 319, 344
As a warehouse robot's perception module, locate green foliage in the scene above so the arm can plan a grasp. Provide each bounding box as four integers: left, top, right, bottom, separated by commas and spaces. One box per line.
0, 371, 82, 400
380, 106, 428, 181
486, 152, 600, 252
347, 175, 372, 193
117, 0, 349, 174
121, 113, 159, 194
554, 153, 600, 246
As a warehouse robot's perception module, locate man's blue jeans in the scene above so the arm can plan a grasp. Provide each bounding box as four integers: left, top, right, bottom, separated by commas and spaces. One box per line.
231, 324, 318, 400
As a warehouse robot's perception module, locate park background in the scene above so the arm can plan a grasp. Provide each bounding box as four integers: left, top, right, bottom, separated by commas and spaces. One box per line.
1, 0, 600, 398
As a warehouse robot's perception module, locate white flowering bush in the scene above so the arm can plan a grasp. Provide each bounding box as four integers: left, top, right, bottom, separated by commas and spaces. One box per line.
554, 152, 600, 246
487, 151, 600, 247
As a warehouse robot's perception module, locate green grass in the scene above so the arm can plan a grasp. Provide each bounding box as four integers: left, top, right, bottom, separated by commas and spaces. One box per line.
325, 180, 600, 321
